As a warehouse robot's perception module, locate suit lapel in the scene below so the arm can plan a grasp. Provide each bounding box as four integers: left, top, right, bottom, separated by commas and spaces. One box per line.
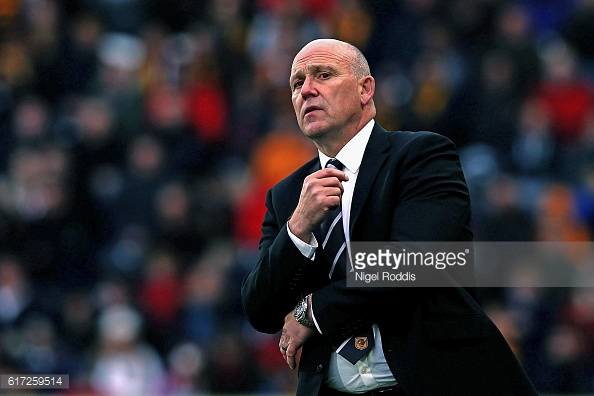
309, 161, 321, 174
349, 125, 390, 235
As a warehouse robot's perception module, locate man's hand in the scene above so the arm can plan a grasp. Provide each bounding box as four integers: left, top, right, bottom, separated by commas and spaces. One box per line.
279, 309, 316, 369
289, 167, 348, 242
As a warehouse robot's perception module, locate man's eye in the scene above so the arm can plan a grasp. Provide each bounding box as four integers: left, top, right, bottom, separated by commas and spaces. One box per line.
319, 72, 330, 79
293, 80, 303, 90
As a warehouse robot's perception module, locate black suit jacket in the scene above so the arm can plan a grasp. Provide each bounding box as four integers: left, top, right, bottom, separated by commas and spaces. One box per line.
242, 124, 538, 395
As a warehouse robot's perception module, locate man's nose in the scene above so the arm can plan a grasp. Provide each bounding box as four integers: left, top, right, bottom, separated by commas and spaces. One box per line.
301, 77, 318, 97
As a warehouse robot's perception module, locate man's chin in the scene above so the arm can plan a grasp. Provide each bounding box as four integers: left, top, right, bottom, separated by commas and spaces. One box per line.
301, 123, 329, 139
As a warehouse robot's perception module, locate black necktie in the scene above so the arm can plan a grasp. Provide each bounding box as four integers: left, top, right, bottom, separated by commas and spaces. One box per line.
320, 159, 347, 279
321, 159, 374, 364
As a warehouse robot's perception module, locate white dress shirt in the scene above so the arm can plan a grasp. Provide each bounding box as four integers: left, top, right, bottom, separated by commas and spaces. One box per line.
287, 120, 398, 393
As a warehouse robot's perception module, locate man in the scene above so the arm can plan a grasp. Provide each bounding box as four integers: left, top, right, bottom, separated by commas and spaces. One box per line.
242, 39, 538, 395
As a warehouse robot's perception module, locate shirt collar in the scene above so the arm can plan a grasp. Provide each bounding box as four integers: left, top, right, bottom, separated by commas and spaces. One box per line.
319, 119, 374, 174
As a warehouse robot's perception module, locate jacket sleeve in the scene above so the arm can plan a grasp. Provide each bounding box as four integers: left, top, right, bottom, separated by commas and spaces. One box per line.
241, 186, 329, 334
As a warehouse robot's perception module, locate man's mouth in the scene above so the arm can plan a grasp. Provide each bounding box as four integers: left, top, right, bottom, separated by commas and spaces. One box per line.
304, 105, 322, 116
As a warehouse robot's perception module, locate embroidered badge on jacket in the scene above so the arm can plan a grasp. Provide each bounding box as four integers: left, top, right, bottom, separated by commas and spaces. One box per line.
355, 337, 368, 350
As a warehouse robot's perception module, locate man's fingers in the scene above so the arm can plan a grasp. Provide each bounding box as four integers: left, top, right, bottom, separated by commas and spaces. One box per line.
308, 180, 344, 207
325, 187, 344, 201
279, 311, 313, 370
280, 344, 288, 358
314, 169, 348, 188
305, 168, 348, 192
320, 167, 349, 182
285, 344, 297, 369
279, 334, 288, 355
304, 178, 345, 198
279, 343, 297, 369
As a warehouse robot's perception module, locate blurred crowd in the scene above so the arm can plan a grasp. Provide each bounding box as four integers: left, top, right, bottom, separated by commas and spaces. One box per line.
1, 0, 594, 394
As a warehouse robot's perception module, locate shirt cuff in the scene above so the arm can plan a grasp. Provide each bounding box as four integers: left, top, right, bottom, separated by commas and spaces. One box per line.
287, 222, 318, 259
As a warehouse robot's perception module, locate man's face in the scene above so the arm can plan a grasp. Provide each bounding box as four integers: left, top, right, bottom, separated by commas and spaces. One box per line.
290, 42, 362, 141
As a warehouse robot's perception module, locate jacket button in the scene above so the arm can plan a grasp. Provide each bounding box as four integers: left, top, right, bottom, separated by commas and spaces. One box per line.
317, 364, 323, 372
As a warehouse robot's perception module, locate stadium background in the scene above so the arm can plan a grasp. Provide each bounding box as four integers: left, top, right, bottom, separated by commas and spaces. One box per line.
1, 0, 594, 394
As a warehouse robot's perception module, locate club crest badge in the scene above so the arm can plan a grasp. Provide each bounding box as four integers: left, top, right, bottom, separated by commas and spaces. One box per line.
355, 337, 368, 350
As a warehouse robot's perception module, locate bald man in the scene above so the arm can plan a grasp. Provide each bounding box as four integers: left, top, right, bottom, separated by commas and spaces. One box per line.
242, 39, 538, 396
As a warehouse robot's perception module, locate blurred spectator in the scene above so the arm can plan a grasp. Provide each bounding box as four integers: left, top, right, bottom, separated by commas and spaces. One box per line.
248, 0, 323, 65
180, 243, 231, 344
71, 95, 125, 246
0, 36, 36, 94
10, 95, 51, 144
517, 0, 576, 40
138, 247, 184, 354
562, 288, 594, 341
203, 331, 263, 393
72, 95, 124, 172
330, 0, 371, 51
94, 276, 133, 310
446, 0, 497, 52
112, 134, 170, 236
207, 0, 253, 98
52, 10, 104, 98
535, 183, 591, 242
164, 341, 207, 395
0, 95, 52, 170
152, 182, 205, 262
539, 323, 594, 393
474, 174, 535, 241
94, 32, 146, 137
144, 80, 206, 178
183, 51, 230, 162
8, 312, 79, 377
510, 97, 559, 181
455, 48, 521, 153
532, 39, 594, 147
0, 254, 33, 329
24, 0, 65, 102
0, 0, 19, 31
405, 50, 456, 133
402, 19, 469, 138
562, 0, 594, 78
90, 304, 166, 396
3, 144, 97, 299
492, 2, 542, 95
59, 290, 96, 357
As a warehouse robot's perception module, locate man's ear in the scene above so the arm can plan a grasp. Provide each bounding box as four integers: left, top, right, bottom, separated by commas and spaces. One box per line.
359, 76, 375, 106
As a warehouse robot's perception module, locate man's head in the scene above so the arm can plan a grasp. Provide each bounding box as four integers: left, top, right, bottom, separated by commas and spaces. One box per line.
289, 39, 376, 157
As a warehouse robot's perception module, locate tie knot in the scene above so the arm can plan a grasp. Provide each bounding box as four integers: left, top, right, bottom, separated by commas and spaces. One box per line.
326, 159, 345, 171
